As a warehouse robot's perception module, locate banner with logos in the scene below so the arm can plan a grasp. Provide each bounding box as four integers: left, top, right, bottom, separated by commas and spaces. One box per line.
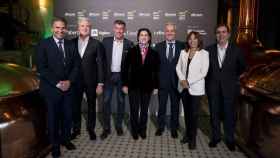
54, 0, 218, 46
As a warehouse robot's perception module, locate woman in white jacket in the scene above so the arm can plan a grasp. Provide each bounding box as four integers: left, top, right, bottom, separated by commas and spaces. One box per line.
176, 31, 209, 149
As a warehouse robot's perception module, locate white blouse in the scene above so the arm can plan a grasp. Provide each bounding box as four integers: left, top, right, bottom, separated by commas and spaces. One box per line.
176, 49, 209, 95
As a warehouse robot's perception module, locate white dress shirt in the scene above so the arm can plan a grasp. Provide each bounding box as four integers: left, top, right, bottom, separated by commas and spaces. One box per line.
176, 49, 209, 95
217, 42, 228, 68
78, 36, 89, 58
111, 38, 124, 72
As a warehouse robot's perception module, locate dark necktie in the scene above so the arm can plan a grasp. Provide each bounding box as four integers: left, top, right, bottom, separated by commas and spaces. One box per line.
58, 40, 66, 65
168, 43, 173, 62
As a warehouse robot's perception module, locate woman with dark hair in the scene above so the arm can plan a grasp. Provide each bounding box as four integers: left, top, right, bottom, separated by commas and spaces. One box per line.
122, 28, 160, 140
176, 31, 209, 149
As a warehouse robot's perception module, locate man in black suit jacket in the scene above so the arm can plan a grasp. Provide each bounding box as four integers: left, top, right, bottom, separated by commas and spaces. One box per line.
72, 17, 105, 140
100, 20, 133, 139
206, 24, 246, 151
36, 17, 79, 158
154, 23, 184, 138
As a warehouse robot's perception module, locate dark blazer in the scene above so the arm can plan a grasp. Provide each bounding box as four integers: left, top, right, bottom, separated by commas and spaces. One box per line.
155, 40, 185, 89
72, 37, 105, 89
36, 37, 80, 100
206, 43, 247, 98
102, 37, 134, 83
122, 45, 160, 92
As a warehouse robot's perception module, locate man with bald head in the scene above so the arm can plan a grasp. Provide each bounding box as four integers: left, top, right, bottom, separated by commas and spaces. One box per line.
72, 17, 105, 140
155, 23, 184, 138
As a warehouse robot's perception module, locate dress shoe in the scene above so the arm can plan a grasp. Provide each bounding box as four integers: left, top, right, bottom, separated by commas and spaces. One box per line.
100, 130, 110, 140
62, 141, 76, 150
155, 128, 164, 136
132, 133, 139, 140
71, 130, 81, 140
52, 151, 61, 158
51, 145, 61, 158
89, 131, 96, 140
225, 142, 236, 151
116, 128, 124, 136
171, 130, 178, 138
139, 131, 147, 139
208, 139, 221, 148
180, 135, 189, 144
188, 139, 196, 150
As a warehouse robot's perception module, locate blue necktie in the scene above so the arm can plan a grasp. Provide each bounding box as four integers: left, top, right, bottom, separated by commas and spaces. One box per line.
168, 43, 173, 62
58, 40, 66, 65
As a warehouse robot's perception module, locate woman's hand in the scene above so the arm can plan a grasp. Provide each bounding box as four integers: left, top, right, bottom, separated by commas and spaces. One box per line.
180, 80, 189, 89
122, 86, 128, 94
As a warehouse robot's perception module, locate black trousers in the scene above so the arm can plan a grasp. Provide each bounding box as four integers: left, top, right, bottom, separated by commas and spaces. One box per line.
157, 88, 180, 130
128, 89, 152, 134
207, 85, 236, 143
74, 82, 97, 134
72, 87, 82, 132
44, 92, 73, 147
181, 89, 201, 140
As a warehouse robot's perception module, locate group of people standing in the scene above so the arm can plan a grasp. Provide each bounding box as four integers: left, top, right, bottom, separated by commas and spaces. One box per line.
36, 17, 246, 158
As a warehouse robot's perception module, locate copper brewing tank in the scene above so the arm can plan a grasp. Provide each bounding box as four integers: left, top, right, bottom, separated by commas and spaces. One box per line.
0, 62, 48, 158
241, 62, 280, 101
236, 0, 258, 44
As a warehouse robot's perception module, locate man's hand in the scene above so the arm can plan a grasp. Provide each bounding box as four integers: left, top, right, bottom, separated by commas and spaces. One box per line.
58, 80, 71, 92
153, 89, 158, 95
122, 86, 128, 94
96, 85, 103, 95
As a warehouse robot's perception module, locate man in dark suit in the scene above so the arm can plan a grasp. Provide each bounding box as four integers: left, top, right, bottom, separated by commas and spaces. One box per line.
154, 23, 184, 138
72, 17, 105, 140
36, 17, 79, 158
100, 20, 133, 139
206, 24, 246, 151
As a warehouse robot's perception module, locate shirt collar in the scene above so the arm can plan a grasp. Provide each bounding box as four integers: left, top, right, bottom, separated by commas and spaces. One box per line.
217, 42, 228, 50
114, 37, 124, 43
78, 36, 90, 42
53, 36, 64, 44
166, 40, 175, 45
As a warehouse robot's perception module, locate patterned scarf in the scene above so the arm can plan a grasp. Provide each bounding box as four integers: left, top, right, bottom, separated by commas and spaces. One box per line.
139, 43, 149, 64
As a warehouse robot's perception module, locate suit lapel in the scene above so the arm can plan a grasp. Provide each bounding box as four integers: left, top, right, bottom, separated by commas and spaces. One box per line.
144, 47, 152, 65
121, 39, 129, 65
50, 37, 64, 62
221, 44, 232, 69
162, 42, 167, 61
64, 40, 70, 65
108, 38, 113, 69
212, 45, 221, 70
174, 41, 182, 61
82, 37, 92, 60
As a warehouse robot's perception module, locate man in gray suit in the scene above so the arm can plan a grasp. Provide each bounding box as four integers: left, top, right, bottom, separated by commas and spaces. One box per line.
101, 20, 134, 139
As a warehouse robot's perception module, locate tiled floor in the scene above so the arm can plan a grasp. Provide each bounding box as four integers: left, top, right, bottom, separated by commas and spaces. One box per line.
46, 115, 247, 158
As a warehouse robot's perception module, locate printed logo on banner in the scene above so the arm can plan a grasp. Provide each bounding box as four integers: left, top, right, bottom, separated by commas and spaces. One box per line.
54, 0, 218, 45
153, 10, 162, 20
91, 29, 98, 37
65, 12, 76, 17
89, 12, 100, 17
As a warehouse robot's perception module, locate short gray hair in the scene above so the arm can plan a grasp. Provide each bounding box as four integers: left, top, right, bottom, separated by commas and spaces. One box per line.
77, 17, 92, 26
165, 22, 176, 30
